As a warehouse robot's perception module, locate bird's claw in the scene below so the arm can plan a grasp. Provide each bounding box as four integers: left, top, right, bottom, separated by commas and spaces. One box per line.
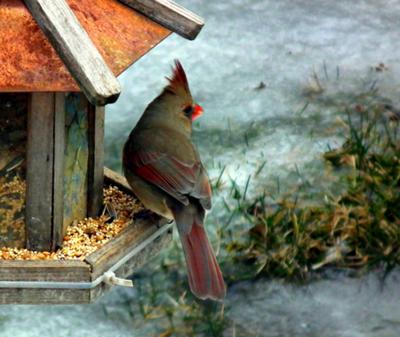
133, 209, 162, 224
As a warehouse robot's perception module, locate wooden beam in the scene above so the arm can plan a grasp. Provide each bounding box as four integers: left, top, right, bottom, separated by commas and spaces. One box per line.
26, 93, 66, 251
87, 105, 105, 218
0, 260, 90, 282
0, 260, 91, 304
23, 0, 121, 106
52, 93, 66, 248
0, 288, 90, 305
118, 0, 204, 40
26, 93, 55, 251
104, 166, 133, 194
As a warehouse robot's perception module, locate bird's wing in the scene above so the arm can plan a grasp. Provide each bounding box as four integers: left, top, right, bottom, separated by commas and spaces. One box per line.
192, 165, 212, 210
129, 151, 211, 208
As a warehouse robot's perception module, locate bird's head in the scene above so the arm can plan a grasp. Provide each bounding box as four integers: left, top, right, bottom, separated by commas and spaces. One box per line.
143, 60, 203, 136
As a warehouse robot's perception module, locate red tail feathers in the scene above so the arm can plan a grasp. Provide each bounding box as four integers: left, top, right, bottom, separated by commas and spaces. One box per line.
180, 223, 226, 300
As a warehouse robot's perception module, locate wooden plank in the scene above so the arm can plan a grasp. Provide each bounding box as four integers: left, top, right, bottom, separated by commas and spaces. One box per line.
23, 0, 121, 106
53, 93, 66, 249
85, 218, 170, 280
0, 260, 90, 282
0, 288, 90, 305
0, 259, 91, 304
87, 105, 105, 218
118, 0, 204, 40
104, 166, 133, 194
26, 93, 55, 251
90, 227, 171, 302
111, 226, 172, 278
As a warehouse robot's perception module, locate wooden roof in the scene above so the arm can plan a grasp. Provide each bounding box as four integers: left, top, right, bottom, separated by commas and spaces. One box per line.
0, 0, 169, 92
0, 0, 203, 105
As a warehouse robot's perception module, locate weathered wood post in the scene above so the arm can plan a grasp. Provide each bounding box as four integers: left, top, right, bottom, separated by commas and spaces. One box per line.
25, 93, 64, 251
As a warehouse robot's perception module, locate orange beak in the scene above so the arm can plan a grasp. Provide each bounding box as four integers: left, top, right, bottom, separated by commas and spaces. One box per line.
192, 104, 203, 121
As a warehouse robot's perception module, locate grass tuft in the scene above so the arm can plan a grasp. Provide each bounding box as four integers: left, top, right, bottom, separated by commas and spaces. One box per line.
226, 102, 400, 280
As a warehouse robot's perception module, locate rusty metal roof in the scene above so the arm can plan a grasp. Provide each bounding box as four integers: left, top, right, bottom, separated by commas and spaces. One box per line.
0, 0, 171, 92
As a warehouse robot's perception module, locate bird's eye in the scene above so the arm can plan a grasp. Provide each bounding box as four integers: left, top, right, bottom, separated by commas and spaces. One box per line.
183, 105, 193, 118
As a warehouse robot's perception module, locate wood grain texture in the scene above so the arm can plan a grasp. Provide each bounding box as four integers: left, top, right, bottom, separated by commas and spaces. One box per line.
87, 105, 104, 218
0, 259, 91, 304
0, 260, 90, 282
85, 217, 170, 279
90, 227, 171, 301
25, 93, 55, 251
113, 226, 172, 278
53, 93, 66, 249
0, 288, 90, 304
23, 0, 121, 105
104, 166, 133, 194
119, 0, 204, 40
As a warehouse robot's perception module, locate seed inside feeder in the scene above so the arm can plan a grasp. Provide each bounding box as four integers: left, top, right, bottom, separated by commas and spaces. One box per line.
0, 185, 144, 261
0, 174, 26, 248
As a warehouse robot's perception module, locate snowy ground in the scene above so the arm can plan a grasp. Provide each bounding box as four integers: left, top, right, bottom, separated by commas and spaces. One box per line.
228, 270, 400, 337
2, 0, 400, 336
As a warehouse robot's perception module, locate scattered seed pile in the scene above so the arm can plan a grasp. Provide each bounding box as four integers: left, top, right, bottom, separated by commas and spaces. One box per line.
0, 185, 143, 260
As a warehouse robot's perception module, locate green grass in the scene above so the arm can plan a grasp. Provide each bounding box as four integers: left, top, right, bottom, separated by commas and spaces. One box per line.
132, 251, 227, 337
226, 102, 400, 281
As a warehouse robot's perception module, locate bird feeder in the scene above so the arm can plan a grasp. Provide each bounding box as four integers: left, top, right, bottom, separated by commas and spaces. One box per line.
0, 0, 203, 304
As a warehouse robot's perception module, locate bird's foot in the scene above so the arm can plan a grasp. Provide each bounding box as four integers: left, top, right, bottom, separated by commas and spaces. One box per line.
133, 209, 162, 223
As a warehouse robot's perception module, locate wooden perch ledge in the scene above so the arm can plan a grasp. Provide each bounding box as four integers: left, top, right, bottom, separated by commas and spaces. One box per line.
23, 0, 121, 106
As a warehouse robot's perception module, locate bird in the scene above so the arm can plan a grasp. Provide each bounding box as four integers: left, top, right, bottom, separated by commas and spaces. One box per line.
123, 60, 226, 301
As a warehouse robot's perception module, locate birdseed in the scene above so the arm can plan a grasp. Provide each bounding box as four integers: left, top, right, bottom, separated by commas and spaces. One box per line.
0, 185, 143, 261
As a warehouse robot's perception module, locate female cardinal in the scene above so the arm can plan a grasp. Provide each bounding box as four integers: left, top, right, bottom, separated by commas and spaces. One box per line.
123, 61, 225, 300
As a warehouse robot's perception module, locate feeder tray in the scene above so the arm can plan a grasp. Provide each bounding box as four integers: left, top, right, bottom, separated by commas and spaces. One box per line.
0, 168, 173, 304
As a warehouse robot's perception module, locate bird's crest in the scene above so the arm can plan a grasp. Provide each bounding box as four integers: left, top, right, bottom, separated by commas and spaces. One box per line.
165, 60, 190, 96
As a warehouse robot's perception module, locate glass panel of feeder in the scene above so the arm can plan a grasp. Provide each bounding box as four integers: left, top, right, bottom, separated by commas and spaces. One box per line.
0, 94, 27, 248
63, 93, 89, 233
